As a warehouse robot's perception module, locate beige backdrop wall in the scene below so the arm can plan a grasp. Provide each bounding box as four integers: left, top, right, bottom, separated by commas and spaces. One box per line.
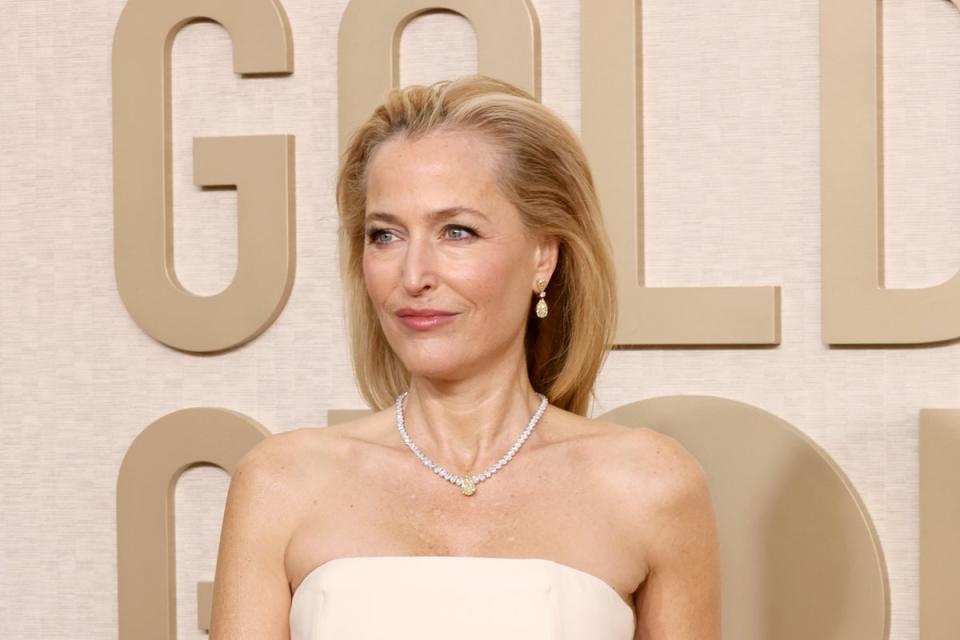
1, 0, 958, 638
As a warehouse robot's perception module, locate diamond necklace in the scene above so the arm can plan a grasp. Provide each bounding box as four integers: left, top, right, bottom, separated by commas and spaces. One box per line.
394, 391, 549, 496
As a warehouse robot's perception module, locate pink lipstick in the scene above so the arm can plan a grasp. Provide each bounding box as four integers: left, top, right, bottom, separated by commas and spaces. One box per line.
395, 308, 457, 331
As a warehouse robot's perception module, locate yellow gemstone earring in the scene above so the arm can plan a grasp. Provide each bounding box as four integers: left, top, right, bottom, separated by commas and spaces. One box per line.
535, 279, 548, 318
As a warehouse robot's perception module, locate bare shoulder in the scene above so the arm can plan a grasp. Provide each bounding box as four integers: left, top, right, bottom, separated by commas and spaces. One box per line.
579, 426, 722, 636
553, 409, 712, 517
548, 407, 704, 479
607, 423, 712, 523
224, 429, 328, 526
608, 423, 709, 493
238, 408, 392, 479
231, 428, 328, 494
212, 426, 357, 637
211, 411, 395, 636
590, 419, 720, 612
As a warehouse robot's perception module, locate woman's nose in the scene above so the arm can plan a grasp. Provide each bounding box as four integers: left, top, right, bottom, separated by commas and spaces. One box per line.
401, 235, 438, 295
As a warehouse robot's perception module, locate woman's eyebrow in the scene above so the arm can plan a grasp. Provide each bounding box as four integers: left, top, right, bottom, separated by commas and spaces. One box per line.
429, 206, 490, 222
364, 207, 490, 224
364, 211, 401, 225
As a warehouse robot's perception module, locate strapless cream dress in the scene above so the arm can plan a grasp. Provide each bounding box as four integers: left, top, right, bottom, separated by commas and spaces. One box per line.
289, 555, 636, 639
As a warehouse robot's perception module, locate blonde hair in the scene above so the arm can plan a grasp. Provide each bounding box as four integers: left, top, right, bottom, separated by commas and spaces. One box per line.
336, 76, 617, 416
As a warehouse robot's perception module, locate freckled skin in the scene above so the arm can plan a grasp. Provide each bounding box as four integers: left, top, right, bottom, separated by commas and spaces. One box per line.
362, 131, 543, 384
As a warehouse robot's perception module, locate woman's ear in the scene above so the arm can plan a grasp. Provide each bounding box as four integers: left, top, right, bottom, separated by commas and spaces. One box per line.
533, 235, 560, 286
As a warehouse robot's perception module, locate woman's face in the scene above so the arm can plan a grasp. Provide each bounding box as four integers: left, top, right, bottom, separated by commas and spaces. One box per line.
362, 129, 556, 382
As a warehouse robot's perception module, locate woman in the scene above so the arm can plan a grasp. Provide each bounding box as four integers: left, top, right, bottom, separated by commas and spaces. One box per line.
210, 76, 721, 639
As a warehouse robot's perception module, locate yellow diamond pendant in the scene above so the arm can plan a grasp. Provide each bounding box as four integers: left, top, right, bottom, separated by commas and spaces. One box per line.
461, 475, 476, 496
535, 298, 548, 318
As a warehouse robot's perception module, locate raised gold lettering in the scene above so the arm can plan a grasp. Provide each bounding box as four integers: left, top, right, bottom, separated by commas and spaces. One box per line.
582, 1, 781, 345
821, 0, 960, 344
112, 0, 296, 352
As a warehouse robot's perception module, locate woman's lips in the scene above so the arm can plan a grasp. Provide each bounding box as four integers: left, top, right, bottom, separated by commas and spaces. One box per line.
395, 308, 457, 331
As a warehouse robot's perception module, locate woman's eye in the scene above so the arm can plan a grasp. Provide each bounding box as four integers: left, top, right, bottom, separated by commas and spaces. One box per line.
443, 225, 477, 240
367, 228, 397, 244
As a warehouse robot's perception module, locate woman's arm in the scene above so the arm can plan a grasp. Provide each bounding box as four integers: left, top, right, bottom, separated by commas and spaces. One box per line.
209, 435, 298, 640
631, 431, 722, 640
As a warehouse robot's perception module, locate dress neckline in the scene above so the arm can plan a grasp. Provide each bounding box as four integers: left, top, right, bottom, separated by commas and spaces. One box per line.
290, 555, 634, 617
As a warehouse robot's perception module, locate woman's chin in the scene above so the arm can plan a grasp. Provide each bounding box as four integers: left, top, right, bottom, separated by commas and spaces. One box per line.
405, 365, 464, 383
399, 354, 472, 382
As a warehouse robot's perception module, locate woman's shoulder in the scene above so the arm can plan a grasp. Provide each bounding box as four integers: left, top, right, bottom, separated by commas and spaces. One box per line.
548, 408, 713, 561
553, 407, 709, 505
236, 408, 394, 478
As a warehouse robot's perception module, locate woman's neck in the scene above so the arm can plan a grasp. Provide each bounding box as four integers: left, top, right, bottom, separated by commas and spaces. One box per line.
402, 356, 547, 476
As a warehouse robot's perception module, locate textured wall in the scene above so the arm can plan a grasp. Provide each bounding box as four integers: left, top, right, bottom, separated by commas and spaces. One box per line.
1, 1, 958, 638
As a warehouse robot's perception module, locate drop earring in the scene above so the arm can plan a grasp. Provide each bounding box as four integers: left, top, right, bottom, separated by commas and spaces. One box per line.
535, 279, 548, 318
